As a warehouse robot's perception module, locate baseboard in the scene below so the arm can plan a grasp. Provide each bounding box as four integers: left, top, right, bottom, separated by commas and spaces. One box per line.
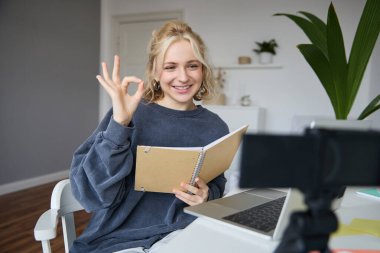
0, 170, 69, 196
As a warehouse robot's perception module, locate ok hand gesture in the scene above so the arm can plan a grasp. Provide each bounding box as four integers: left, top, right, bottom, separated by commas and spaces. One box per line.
96, 55, 145, 126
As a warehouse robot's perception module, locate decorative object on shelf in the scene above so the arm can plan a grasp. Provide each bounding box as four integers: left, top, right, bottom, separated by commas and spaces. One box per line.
240, 95, 252, 106
238, 56, 252, 64
253, 39, 278, 64
275, 0, 380, 120
203, 67, 226, 105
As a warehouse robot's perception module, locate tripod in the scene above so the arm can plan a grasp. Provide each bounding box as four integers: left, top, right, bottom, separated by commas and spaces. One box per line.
274, 188, 340, 253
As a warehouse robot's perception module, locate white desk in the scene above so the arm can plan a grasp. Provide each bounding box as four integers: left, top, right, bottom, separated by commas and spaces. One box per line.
159, 188, 380, 252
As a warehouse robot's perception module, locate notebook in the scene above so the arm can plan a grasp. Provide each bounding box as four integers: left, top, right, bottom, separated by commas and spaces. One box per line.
135, 125, 248, 193
185, 188, 305, 240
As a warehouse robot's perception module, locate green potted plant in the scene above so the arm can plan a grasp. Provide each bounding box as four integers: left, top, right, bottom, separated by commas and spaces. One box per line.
253, 39, 278, 64
275, 0, 380, 121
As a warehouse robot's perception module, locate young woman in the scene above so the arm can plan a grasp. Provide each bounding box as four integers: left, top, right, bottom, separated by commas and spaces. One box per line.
69, 20, 229, 253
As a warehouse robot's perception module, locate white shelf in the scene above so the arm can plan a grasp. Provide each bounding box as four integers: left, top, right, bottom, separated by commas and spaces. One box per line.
215, 64, 282, 69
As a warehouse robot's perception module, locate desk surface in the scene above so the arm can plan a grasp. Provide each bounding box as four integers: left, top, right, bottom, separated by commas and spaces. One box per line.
159, 187, 380, 252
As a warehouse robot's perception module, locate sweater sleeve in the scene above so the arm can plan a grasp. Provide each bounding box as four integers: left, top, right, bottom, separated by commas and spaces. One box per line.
207, 174, 227, 201
69, 109, 135, 212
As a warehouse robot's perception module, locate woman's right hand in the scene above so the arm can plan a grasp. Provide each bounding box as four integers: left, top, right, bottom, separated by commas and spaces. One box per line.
96, 55, 145, 126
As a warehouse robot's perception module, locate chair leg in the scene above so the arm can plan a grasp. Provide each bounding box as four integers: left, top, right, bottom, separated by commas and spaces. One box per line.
41, 240, 52, 253
62, 213, 77, 253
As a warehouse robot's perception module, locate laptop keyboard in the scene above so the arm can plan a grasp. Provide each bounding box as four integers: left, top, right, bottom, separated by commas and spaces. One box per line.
222, 196, 286, 232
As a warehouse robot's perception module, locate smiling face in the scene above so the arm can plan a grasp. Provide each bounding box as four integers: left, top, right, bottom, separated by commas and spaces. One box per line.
156, 40, 203, 110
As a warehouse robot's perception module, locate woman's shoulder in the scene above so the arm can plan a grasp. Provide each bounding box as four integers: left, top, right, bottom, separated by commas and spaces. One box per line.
198, 106, 229, 136
200, 106, 228, 125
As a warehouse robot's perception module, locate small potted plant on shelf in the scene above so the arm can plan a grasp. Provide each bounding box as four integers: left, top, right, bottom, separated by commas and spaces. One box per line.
253, 39, 278, 64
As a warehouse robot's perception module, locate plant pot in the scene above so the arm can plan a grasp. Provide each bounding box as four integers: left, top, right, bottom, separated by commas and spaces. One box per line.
259, 52, 273, 64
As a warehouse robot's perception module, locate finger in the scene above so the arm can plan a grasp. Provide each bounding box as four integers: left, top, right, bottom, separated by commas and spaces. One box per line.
195, 177, 208, 190
102, 62, 111, 81
176, 194, 197, 206
112, 55, 120, 83
180, 182, 200, 196
121, 76, 142, 86
173, 189, 198, 206
129, 80, 145, 101
121, 76, 143, 91
135, 80, 145, 97
96, 75, 113, 94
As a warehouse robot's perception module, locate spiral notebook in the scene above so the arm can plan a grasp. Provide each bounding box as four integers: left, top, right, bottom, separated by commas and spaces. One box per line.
134, 125, 248, 193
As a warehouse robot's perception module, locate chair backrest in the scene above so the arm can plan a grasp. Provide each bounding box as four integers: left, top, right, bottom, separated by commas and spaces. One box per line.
51, 179, 83, 213
52, 179, 84, 253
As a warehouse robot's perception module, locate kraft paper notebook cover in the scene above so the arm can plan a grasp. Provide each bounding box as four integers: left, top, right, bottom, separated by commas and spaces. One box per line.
135, 125, 248, 193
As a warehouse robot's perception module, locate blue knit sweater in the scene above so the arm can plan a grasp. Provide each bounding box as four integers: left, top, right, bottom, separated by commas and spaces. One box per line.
69, 101, 229, 253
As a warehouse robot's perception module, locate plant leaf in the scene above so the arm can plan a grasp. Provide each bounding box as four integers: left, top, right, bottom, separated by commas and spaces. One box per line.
358, 94, 380, 120
326, 3, 348, 118
299, 11, 327, 35
297, 44, 343, 118
275, 13, 328, 57
347, 0, 380, 113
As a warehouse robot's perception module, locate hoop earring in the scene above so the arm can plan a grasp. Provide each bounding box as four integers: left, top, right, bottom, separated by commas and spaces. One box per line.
153, 80, 161, 91
195, 83, 206, 99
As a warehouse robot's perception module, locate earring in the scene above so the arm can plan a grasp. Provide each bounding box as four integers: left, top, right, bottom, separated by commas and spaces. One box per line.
154, 80, 161, 91
197, 83, 206, 97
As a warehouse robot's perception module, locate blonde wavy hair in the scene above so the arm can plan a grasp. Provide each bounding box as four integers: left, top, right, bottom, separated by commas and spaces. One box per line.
143, 20, 215, 102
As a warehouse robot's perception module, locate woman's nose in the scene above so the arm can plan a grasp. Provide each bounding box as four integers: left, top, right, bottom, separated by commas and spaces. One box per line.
178, 68, 189, 83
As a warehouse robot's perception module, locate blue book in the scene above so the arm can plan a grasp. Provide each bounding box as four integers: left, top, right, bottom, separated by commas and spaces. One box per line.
356, 188, 380, 201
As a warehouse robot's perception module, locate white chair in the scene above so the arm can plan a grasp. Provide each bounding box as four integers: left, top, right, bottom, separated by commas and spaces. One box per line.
34, 179, 84, 253
33, 176, 237, 253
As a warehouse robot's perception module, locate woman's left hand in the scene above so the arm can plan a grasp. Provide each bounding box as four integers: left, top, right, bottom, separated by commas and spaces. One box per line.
173, 177, 209, 206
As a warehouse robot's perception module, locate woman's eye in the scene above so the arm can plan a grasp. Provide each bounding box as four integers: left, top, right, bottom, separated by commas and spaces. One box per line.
164, 66, 175, 71
188, 64, 200, 69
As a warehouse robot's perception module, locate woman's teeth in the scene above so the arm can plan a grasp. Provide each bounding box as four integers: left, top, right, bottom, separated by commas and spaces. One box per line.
173, 85, 191, 90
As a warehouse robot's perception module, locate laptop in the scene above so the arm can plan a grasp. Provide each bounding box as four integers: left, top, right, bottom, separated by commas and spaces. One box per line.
185, 187, 305, 240
185, 130, 311, 241
185, 126, 310, 241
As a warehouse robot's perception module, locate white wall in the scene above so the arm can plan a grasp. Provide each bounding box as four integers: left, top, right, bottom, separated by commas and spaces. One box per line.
100, 0, 378, 133
0, 0, 100, 187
